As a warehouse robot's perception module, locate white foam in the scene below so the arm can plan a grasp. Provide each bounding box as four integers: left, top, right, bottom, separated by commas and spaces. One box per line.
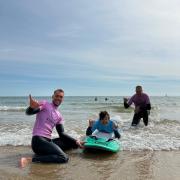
111, 115, 124, 126
0, 106, 26, 111
0, 98, 180, 150
119, 120, 180, 150
0, 124, 180, 150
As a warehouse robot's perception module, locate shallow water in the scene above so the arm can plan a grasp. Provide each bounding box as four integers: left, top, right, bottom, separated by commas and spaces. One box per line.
0, 96, 180, 150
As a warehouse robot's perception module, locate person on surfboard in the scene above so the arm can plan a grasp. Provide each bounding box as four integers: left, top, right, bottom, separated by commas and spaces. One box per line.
86, 111, 121, 139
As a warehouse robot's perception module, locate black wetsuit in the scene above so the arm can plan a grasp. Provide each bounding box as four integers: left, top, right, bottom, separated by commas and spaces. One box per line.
26, 107, 78, 163
124, 102, 151, 126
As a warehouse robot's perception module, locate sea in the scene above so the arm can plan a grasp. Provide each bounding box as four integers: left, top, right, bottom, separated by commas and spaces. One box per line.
0, 96, 180, 151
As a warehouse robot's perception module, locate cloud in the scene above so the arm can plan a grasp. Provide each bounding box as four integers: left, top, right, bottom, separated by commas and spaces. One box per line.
0, 0, 180, 95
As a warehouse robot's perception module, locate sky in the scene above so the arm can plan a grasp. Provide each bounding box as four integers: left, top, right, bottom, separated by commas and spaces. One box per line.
0, 0, 180, 96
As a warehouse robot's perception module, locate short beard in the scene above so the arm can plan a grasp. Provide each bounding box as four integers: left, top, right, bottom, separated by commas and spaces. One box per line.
53, 101, 60, 107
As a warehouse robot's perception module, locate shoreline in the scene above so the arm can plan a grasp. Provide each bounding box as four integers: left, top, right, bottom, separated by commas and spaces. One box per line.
0, 146, 180, 180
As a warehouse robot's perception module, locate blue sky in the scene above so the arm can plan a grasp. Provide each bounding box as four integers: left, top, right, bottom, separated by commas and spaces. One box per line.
0, 0, 180, 96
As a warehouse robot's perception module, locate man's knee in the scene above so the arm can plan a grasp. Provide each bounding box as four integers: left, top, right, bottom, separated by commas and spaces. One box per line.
61, 154, 69, 163
57, 153, 69, 163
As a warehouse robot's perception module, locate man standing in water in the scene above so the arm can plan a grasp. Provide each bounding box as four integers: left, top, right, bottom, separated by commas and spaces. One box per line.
22, 89, 83, 166
123, 86, 151, 126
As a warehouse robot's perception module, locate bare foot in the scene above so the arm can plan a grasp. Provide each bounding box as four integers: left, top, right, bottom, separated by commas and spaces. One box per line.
19, 157, 32, 168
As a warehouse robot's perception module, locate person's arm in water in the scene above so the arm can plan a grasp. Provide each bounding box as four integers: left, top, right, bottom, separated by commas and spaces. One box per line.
26, 95, 41, 115
56, 124, 76, 142
86, 127, 93, 136
112, 122, 121, 139
56, 124, 84, 148
86, 119, 96, 136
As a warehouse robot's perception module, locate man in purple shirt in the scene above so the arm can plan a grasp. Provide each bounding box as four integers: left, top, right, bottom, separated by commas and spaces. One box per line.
123, 86, 151, 126
26, 89, 83, 164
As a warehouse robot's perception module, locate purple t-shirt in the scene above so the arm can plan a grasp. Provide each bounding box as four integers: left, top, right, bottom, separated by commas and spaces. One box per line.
32, 101, 64, 139
128, 93, 150, 108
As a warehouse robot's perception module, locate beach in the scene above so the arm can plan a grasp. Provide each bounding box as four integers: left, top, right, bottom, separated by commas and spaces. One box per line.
1, 0, 180, 179
0, 96, 180, 179
0, 146, 180, 180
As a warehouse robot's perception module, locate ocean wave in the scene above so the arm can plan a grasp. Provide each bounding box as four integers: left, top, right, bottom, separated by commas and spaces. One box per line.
0, 124, 180, 150
0, 106, 26, 112
156, 118, 180, 125
0, 97, 180, 150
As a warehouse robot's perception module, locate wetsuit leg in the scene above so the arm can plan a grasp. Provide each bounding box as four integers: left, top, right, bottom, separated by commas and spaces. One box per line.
52, 133, 78, 151
31, 136, 69, 163
131, 113, 141, 126
142, 111, 149, 126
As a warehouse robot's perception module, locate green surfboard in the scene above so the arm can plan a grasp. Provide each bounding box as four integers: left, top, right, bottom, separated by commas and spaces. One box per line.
84, 136, 121, 152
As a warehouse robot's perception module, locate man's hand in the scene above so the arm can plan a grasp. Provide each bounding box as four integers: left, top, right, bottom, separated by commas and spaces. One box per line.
76, 140, 85, 149
29, 94, 39, 109
123, 97, 128, 103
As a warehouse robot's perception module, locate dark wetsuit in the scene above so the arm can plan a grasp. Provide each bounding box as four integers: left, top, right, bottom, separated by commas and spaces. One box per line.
26, 107, 78, 163
124, 93, 151, 126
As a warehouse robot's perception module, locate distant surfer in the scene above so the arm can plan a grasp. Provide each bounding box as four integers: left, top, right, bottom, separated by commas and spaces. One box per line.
123, 86, 151, 126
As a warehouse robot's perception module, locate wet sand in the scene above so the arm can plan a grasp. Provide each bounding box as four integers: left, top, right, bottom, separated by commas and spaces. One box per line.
0, 146, 180, 180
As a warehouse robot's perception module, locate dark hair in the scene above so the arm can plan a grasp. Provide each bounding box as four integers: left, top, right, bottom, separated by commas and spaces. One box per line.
54, 89, 64, 94
99, 111, 110, 120
136, 85, 142, 89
